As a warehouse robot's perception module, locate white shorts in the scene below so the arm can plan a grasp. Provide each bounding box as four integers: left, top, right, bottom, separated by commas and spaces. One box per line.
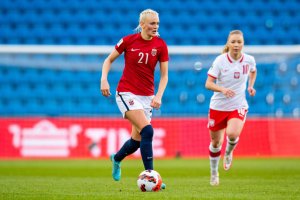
115, 91, 154, 121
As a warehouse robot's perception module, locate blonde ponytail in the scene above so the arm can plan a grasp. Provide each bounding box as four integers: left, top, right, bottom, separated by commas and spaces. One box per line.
222, 45, 229, 54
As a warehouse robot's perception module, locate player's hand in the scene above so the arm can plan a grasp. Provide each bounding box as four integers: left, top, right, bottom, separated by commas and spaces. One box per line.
248, 87, 256, 96
222, 88, 235, 98
151, 96, 162, 109
100, 79, 111, 97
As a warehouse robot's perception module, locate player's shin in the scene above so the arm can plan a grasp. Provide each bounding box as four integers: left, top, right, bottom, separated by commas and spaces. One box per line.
209, 143, 221, 174
114, 138, 140, 162
140, 125, 154, 170
225, 136, 239, 155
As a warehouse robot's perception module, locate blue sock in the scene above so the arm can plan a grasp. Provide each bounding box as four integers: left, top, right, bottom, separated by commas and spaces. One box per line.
140, 125, 154, 170
114, 138, 140, 162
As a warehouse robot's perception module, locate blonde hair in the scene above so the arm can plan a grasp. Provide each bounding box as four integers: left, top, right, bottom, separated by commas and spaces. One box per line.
222, 30, 244, 54
134, 9, 159, 35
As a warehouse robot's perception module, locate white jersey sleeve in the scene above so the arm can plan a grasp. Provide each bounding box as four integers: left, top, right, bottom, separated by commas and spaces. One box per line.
249, 55, 256, 72
207, 56, 222, 78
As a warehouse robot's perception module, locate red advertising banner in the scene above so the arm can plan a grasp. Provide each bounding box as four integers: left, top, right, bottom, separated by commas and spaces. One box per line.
0, 117, 299, 158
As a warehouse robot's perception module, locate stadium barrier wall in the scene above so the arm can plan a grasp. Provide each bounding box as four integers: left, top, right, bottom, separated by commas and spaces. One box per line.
0, 117, 299, 159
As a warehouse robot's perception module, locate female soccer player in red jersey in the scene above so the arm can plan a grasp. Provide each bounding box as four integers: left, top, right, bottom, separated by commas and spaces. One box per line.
205, 30, 257, 186
100, 9, 168, 189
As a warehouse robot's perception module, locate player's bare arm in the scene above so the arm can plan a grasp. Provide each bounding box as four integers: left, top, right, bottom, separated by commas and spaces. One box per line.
247, 70, 257, 96
100, 50, 120, 97
151, 61, 168, 109
205, 76, 235, 98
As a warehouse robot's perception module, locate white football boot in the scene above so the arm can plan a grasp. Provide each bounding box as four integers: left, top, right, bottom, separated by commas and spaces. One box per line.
210, 172, 219, 186
223, 152, 233, 171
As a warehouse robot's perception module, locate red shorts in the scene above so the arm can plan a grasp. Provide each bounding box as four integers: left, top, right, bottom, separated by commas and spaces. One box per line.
207, 108, 248, 131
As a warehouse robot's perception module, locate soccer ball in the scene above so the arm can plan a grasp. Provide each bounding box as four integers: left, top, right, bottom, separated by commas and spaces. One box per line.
137, 169, 162, 192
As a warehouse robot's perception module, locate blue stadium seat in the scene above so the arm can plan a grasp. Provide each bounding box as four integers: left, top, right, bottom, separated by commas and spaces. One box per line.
0, 62, 299, 117
1, 1, 300, 116
1, 0, 300, 45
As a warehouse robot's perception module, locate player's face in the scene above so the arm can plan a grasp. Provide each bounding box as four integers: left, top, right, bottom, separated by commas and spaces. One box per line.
227, 34, 244, 55
141, 14, 159, 39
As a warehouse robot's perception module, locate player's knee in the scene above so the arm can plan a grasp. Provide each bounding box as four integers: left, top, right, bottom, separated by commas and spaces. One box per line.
226, 133, 239, 141
227, 135, 239, 143
140, 124, 154, 140
228, 136, 237, 141
211, 140, 222, 148
209, 142, 221, 152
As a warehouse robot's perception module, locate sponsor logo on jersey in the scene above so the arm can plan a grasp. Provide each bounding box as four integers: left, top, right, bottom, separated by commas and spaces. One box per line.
234, 72, 240, 79
223, 68, 229, 73
151, 49, 157, 56
131, 48, 140, 51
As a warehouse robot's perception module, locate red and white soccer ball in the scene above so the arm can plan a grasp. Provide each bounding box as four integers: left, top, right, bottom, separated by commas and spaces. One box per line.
137, 169, 162, 192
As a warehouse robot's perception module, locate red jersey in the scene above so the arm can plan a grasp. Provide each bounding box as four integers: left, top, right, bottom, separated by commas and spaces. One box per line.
115, 33, 169, 96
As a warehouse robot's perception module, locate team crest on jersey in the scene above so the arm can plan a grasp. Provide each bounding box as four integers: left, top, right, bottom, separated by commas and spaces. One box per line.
151, 49, 157, 56
128, 99, 134, 106
234, 72, 240, 79
117, 38, 123, 47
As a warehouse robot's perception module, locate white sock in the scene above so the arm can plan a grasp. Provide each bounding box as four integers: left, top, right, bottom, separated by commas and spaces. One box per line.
209, 143, 221, 175
225, 136, 239, 155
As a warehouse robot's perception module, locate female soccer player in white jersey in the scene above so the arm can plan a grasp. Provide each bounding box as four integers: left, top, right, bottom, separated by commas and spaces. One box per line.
205, 30, 257, 186
100, 9, 168, 189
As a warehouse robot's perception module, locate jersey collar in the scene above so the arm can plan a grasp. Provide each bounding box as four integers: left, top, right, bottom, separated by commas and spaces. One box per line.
227, 53, 244, 63
138, 33, 156, 41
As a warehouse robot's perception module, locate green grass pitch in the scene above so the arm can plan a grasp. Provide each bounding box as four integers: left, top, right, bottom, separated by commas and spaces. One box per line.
0, 158, 299, 199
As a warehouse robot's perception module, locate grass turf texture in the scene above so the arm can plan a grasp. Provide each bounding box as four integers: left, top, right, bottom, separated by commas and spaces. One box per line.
0, 158, 299, 199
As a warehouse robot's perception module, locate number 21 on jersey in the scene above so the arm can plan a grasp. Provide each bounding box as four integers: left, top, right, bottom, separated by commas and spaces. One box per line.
138, 52, 149, 64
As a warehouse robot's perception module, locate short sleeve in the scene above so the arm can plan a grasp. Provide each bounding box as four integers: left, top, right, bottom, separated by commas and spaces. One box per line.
249, 56, 256, 72
159, 40, 169, 62
207, 58, 220, 79
115, 37, 126, 54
